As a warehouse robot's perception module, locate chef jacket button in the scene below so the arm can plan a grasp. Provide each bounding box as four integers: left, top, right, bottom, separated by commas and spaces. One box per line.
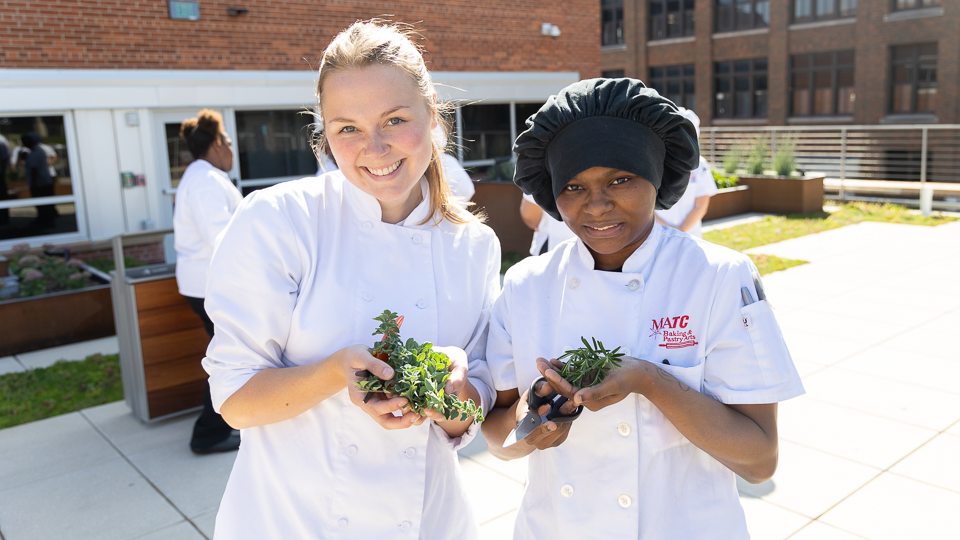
361, 221, 373, 232
617, 423, 631, 436
405, 447, 417, 458
569, 278, 580, 290
627, 279, 640, 291
363, 292, 373, 302
412, 234, 423, 244
618, 494, 632, 508
346, 445, 358, 456
400, 521, 412, 532
560, 484, 574, 497
338, 518, 348, 529
416, 299, 427, 309
622, 347, 631, 356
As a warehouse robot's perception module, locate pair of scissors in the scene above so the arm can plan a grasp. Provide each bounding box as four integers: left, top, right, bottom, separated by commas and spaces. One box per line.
502, 376, 584, 448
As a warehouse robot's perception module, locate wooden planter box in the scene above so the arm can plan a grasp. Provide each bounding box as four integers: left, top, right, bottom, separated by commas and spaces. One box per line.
472, 181, 535, 255
703, 186, 752, 221
738, 175, 825, 214
0, 280, 115, 357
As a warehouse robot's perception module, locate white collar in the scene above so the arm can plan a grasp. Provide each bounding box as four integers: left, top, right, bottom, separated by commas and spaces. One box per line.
574, 221, 664, 274
345, 176, 434, 229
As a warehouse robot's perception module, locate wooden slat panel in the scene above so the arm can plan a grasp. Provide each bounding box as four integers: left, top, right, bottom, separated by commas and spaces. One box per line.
141, 327, 210, 366
138, 303, 205, 340
144, 354, 208, 392
134, 279, 185, 311
147, 379, 207, 419
0, 286, 115, 356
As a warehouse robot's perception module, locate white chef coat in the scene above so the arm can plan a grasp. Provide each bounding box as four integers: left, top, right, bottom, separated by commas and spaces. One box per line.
173, 159, 243, 298
655, 156, 719, 238
202, 171, 501, 540
522, 193, 577, 256
440, 154, 476, 204
487, 223, 805, 540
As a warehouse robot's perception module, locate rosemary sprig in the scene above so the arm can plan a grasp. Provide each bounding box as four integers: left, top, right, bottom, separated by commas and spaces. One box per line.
556, 337, 625, 388
355, 310, 484, 423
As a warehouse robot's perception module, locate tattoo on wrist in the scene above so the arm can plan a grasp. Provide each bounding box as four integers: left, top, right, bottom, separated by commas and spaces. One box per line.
656, 366, 690, 392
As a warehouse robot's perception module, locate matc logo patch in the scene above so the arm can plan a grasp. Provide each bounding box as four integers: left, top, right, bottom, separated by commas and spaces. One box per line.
649, 316, 699, 349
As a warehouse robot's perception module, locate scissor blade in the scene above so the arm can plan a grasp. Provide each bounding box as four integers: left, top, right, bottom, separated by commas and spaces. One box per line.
502, 412, 544, 448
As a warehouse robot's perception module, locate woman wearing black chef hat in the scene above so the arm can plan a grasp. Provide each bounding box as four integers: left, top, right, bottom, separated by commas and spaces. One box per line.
482, 78, 805, 539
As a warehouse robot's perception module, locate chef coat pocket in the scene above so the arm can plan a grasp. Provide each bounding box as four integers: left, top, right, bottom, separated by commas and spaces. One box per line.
640, 359, 705, 453
741, 300, 793, 386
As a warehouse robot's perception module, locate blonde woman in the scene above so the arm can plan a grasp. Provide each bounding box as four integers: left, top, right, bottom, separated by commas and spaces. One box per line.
202, 21, 500, 539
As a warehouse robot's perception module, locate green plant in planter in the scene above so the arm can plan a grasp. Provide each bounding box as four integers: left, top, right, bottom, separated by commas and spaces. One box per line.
712, 170, 739, 189
20, 269, 46, 297
722, 145, 743, 174
773, 136, 798, 177
3, 243, 95, 299
746, 136, 767, 175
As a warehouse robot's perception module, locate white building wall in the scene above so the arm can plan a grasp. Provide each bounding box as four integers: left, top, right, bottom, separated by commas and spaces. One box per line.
73, 110, 125, 241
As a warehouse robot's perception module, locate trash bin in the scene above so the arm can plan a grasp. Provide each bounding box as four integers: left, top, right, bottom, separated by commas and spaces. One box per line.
110, 230, 209, 422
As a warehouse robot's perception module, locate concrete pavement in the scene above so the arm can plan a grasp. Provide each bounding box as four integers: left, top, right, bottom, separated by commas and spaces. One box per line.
1, 219, 959, 540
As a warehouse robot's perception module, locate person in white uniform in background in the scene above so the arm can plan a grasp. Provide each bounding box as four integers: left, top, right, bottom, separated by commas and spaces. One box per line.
433, 126, 476, 205
173, 109, 244, 454
202, 21, 500, 540
653, 107, 718, 238
520, 192, 576, 255
482, 79, 805, 539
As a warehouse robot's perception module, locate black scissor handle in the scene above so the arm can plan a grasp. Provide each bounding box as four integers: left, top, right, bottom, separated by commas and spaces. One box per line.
526, 376, 583, 424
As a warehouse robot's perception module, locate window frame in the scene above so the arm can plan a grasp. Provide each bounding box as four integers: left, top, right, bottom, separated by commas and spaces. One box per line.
714, 58, 769, 119
790, 50, 856, 117
715, 0, 770, 33
455, 101, 545, 168
889, 43, 938, 114
792, 0, 857, 24
649, 64, 696, 111
891, 0, 940, 12
0, 110, 88, 250
649, 0, 695, 41
602, 0, 625, 47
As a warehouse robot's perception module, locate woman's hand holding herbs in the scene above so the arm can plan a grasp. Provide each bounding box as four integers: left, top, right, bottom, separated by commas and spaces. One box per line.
342, 344, 424, 429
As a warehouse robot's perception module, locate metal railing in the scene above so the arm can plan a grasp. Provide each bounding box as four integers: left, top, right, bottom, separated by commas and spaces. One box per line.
701, 125, 960, 212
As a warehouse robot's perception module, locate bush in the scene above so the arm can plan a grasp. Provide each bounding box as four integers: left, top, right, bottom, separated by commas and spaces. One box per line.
746, 136, 767, 175
773, 136, 798, 177
722, 145, 742, 174
4, 243, 95, 299
713, 170, 739, 189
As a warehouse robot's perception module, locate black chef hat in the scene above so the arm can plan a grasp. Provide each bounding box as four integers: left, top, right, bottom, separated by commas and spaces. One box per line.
514, 78, 700, 220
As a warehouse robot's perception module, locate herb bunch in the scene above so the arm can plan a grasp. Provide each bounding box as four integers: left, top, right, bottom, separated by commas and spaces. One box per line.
557, 337, 625, 388
355, 310, 483, 423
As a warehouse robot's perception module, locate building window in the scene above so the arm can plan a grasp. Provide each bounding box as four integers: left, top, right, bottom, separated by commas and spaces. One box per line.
602, 0, 625, 46
602, 70, 626, 78
893, 0, 940, 11
715, 59, 768, 119
715, 0, 769, 33
460, 104, 513, 164
650, 64, 696, 110
649, 0, 695, 41
793, 0, 856, 23
890, 43, 937, 114
1, 115, 80, 242
235, 110, 318, 193
791, 50, 855, 116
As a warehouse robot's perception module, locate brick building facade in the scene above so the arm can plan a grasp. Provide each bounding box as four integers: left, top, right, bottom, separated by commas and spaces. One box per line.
600, 0, 956, 126
0, 1, 597, 250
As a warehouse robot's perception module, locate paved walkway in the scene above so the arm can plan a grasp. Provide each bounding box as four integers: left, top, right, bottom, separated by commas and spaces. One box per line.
1, 220, 959, 540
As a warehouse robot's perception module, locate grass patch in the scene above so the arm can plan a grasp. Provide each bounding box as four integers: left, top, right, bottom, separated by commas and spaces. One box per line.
705, 201, 957, 275
705, 201, 957, 253
0, 353, 123, 430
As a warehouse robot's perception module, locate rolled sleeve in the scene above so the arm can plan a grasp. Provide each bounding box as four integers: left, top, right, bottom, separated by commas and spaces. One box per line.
701, 258, 805, 405
201, 192, 304, 412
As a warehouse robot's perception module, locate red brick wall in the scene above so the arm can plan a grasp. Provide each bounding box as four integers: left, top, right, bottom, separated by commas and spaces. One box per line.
0, 0, 599, 78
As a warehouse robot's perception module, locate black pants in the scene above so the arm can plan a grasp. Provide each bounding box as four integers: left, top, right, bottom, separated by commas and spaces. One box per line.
184, 295, 235, 448
30, 184, 58, 224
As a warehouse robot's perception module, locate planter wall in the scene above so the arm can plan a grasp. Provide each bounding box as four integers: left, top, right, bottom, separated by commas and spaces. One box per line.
703, 186, 752, 221
738, 175, 825, 214
472, 181, 535, 255
0, 284, 115, 356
